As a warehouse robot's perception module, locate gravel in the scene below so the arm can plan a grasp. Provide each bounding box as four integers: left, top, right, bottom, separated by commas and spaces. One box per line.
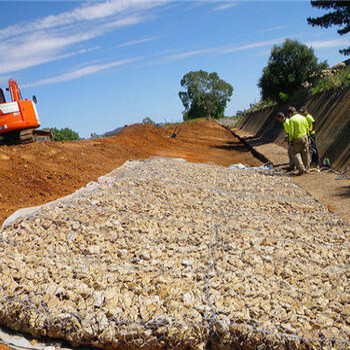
0, 157, 349, 349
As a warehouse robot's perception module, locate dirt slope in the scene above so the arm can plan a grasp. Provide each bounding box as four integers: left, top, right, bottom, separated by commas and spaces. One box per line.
0, 119, 261, 226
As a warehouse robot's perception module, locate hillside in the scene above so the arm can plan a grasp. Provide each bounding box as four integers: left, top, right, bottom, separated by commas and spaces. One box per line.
0, 118, 349, 228
231, 85, 350, 171
0, 119, 261, 226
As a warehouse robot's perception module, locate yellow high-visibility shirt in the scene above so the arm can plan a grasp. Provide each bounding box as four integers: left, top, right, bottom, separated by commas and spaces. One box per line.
282, 118, 290, 134
304, 113, 316, 135
289, 113, 309, 141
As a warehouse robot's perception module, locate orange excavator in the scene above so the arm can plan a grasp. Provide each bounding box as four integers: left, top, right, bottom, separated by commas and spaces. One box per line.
0, 79, 53, 144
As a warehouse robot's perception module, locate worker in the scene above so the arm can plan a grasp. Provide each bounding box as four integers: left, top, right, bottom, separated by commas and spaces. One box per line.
277, 112, 295, 171
287, 106, 310, 175
300, 106, 320, 166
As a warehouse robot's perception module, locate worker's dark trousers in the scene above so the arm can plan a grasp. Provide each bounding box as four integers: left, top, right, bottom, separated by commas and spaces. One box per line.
309, 134, 320, 165
292, 135, 310, 173
287, 141, 295, 168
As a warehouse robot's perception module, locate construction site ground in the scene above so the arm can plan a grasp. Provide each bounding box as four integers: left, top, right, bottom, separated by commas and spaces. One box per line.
0, 118, 348, 228
0, 118, 349, 350
0, 119, 265, 228
231, 128, 350, 223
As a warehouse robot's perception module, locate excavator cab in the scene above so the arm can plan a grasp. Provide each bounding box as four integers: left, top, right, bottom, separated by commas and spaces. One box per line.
0, 79, 53, 144
0, 88, 5, 104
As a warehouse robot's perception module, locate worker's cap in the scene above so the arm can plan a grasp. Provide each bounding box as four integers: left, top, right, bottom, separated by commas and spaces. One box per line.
287, 106, 296, 114
277, 112, 285, 121
300, 106, 307, 113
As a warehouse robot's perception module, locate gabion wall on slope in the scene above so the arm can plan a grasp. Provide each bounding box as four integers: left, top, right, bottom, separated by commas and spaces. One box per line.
0, 158, 349, 349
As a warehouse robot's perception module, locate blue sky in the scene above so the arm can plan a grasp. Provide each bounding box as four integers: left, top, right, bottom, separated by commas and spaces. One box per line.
0, 0, 348, 138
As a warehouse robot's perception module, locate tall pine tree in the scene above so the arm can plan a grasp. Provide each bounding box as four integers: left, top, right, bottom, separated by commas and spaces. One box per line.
307, 1, 350, 55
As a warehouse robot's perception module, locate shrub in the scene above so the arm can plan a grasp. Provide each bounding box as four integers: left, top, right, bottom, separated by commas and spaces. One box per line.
52, 127, 80, 141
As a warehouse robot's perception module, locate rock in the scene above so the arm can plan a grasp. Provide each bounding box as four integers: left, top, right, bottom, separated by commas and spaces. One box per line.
181, 259, 193, 267
93, 291, 105, 308
183, 293, 194, 307
140, 251, 151, 261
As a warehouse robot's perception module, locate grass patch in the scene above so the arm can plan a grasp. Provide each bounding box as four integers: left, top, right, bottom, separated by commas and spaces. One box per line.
309, 65, 350, 95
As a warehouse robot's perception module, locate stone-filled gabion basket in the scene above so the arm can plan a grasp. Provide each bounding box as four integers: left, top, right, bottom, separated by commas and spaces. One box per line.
0, 158, 349, 349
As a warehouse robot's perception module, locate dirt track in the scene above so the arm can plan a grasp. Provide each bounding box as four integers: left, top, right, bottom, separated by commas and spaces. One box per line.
0, 119, 262, 226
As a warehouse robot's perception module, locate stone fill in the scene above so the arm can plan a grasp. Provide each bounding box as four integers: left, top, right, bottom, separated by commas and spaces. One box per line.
0, 158, 349, 349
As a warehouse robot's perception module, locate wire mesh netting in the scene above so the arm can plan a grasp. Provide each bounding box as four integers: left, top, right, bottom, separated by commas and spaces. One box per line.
0, 158, 349, 349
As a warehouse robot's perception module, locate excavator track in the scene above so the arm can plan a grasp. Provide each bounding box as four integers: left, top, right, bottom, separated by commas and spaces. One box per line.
0, 128, 54, 145
19, 128, 36, 143
32, 129, 54, 142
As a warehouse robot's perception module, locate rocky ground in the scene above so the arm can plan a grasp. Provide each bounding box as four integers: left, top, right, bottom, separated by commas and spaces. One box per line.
1, 157, 350, 349
0, 119, 349, 349
227, 127, 350, 225
0, 119, 261, 226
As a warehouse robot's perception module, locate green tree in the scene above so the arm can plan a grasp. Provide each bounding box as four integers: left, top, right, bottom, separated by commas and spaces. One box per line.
90, 132, 100, 139
307, 1, 350, 56
52, 127, 80, 141
142, 117, 156, 125
258, 39, 327, 102
179, 70, 233, 121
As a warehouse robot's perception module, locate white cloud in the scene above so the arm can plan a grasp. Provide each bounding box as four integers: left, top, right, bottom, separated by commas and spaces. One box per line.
259, 25, 288, 34
0, 0, 161, 41
306, 38, 350, 49
219, 37, 287, 54
0, 29, 102, 75
118, 37, 157, 48
168, 47, 217, 60
213, 3, 237, 11
99, 14, 149, 31
0, 0, 165, 76
23, 58, 138, 88
167, 36, 288, 60
0, 47, 99, 76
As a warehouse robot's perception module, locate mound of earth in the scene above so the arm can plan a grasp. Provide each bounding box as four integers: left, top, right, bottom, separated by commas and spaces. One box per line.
0, 119, 261, 226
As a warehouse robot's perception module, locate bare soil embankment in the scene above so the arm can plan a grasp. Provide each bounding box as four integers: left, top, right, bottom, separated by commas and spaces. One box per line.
0, 119, 261, 226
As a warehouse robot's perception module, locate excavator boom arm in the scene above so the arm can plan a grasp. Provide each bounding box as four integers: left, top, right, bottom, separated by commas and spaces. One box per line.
8, 79, 22, 102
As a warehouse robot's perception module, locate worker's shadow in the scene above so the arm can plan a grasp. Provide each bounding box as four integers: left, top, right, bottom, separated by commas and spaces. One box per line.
336, 185, 350, 198
212, 141, 250, 151
241, 134, 272, 147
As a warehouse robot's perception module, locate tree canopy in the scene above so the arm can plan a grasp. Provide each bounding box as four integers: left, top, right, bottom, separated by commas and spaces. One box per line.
52, 127, 80, 141
307, 1, 350, 56
258, 39, 328, 102
179, 70, 233, 121
142, 117, 156, 125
